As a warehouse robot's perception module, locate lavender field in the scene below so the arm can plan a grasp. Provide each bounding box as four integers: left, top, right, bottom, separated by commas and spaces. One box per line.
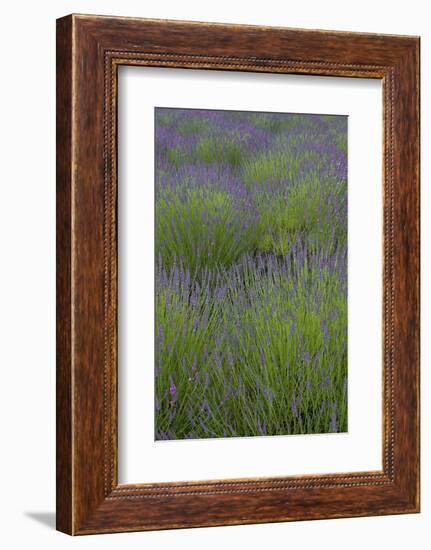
155, 107, 348, 440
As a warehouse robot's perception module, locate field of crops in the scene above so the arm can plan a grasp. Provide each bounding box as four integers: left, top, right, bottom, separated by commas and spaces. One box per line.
154, 107, 348, 440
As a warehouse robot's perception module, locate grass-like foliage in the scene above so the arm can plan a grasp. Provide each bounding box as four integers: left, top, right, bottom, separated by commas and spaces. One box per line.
195, 136, 245, 167
256, 176, 347, 255
242, 149, 304, 187
156, 184, 257, 273
166, 136, 245, 169
154, 107, 348, 440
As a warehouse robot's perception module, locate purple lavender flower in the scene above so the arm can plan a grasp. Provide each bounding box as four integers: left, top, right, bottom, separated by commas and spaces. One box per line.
330, 403, 338, 432
291, 394, 299, 418
169, 375, 177, 405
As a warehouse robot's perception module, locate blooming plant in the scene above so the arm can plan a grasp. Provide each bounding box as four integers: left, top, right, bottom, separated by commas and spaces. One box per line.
154, 108, 348, 440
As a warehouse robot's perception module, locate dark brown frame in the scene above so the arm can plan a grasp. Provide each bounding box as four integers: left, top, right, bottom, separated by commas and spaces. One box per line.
56, 14, 420, 535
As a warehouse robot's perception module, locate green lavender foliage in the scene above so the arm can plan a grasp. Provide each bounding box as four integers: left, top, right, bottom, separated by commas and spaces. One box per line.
154, 108, 348, 440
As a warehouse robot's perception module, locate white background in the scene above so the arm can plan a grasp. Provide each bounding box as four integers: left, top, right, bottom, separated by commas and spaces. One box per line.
0, 1, 428, 548
118, 68, 382, 483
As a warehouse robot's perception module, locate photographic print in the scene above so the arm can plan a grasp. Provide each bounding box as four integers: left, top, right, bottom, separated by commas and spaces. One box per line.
57, 16, 420, 533
155, 107, 348, 441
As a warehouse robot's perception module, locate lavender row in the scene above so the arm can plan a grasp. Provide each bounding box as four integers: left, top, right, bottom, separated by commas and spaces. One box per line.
154, 108, 348, 439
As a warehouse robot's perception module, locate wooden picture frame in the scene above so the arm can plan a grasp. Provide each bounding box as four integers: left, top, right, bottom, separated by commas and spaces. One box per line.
56, 14, 420, 535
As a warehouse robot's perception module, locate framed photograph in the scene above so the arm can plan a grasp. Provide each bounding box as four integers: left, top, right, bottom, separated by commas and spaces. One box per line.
56, 14, 420, 535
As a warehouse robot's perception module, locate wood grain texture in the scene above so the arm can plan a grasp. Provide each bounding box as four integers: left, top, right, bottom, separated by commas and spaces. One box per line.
56, 15, 73, 535
56, 14, 420, 535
